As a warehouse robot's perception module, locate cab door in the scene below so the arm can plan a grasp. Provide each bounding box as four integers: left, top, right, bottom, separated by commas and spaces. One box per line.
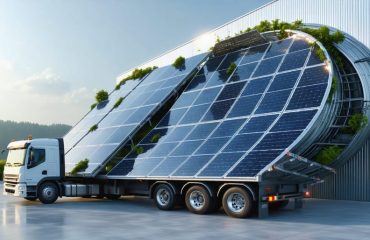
24, 147, 47, 186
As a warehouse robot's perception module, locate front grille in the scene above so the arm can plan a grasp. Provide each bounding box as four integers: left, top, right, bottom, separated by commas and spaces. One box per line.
5, 189, 15, 194
4, 174, 19, 183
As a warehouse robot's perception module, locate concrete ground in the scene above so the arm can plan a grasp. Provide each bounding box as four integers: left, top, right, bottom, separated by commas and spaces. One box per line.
1, 184, 370, 240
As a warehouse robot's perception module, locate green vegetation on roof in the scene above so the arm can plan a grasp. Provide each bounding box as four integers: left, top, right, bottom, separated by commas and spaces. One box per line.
348, 114, 368, 133
95, 90, 109, 103
0, 159, 5, 180
150, 133, 161, 143
90, 103, 97, 110
315, 145, 343, 165
134, 146, 144, 155
226, 62, 237, 76
113, 97, 124, 109
173, 56, 186, 69
89, 124, 98, 133
70, 159, 89, 175
300, 26, 345, 67
115, 66, 157, 90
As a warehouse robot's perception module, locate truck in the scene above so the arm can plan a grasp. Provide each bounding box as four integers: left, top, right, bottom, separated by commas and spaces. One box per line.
2, 29, 340, 218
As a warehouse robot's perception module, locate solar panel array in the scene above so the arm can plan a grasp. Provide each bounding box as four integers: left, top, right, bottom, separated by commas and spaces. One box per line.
108, 36, 330, 178
64, 79, 141, 152
64, 53, 208, 175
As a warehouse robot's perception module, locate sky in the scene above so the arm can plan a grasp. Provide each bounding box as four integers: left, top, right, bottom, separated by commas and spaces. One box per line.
0, 0, 270, 126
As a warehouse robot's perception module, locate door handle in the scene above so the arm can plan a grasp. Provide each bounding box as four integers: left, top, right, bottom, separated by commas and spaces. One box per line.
42, 170, 47, 175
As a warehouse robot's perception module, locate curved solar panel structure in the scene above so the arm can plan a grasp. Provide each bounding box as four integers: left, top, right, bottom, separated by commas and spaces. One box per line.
63, 79, 141, 152
64, 53, 208, 175
108, 34, 332, 180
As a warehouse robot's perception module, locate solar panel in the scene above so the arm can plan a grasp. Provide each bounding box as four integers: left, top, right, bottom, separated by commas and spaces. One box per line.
64, 53, 208, 175
108, 35, 331, 179
63, 79, 140, 152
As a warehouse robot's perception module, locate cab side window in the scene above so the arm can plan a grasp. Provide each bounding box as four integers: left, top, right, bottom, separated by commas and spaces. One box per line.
28, 148, 46, 168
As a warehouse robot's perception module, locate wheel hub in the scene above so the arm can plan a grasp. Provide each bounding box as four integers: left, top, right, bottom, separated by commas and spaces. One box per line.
157, 189, 170, 206
227, 193, 246, 213
189, 191, 205, 210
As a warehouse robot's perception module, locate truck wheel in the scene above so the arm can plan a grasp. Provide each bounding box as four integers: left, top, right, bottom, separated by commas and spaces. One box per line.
24, 197, 38, 201
154, 184, 175, 210
38, 182, 59, 204
185, 185, 213, 214
222, 187, 253, 218
106, 194, 121, 200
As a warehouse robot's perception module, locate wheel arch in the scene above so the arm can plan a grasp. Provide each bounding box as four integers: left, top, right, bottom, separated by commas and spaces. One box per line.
36, 178, 63, 197
180, 182, 215, 197
149, 181, 178, 198
217, 183, 256, 201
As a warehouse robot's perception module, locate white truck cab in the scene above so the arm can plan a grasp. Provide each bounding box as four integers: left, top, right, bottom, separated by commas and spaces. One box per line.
3, 139, 64, 202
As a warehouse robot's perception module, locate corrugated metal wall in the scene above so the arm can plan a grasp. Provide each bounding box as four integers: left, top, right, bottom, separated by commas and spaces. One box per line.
311, 138, 370, 201
119, 0, 370, 79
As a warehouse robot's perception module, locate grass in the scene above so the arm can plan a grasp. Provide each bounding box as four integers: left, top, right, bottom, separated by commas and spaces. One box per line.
70, 159, 89, 175
113, 97, 124, 109
348, 114, 368, 133
327, 76, 337, 103
226, 63, 237, 75
89, 124, 98, 133
150, 133, 161, 143
315, 146, 343, 165
115, 66, 157, 90
0, 160, 6, 180
134, 146, 144, 155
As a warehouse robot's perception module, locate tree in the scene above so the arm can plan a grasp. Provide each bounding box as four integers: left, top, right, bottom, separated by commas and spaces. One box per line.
95, 90, 109, 103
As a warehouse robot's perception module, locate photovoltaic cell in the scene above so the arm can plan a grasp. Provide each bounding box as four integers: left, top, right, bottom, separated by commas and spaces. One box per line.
107, 35, 330, 179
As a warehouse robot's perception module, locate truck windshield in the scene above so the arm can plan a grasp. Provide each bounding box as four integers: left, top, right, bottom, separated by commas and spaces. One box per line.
6, 149, 26, 166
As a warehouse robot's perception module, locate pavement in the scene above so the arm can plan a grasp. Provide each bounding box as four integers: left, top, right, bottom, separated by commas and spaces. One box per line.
1, 183, 370, 240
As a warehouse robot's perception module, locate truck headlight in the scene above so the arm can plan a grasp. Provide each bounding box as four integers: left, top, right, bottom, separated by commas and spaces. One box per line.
18, 185, 25, 191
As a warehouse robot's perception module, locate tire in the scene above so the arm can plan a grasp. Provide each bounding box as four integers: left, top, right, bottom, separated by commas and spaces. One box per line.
24, 197, 38, 201
269, 200, 289, 210
106, 194, 121, 200
154, 184, 175, 210
37, 182, 59, 204
185, 185, 213, 214
222, 187, 253, 218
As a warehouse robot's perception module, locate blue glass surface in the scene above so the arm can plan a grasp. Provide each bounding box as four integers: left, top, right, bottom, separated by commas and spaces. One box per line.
268, 70, 300, 92
186, 123, 218, 140
172, 155, 213, 176
193, 86, 222, 105
198, 152, 244, 176
298, 65, 329, 87
255, 89, 292, 114
179, 104, 210, 124
254, 130, 303, 150
202, 99, 236, 121
170, 140, 204, 156
227, 150, 282, 177
287, 84, 327, 110
240, 115, 278, 133
223, 133, 263, 152
241, 77, 271, 96
211, 118, 245, 138
279, 49, 309, 72
218, 49, 246, 70
195, 137, 230, 154
216, 81, 247, 101
289, 38, 310, 52
271, 110, 317, 132
229, 62, 258, 82
239, 44, 269, 65
149, 156, 188, 176
252, 56, 283, 78
157, 108, 187, 127
227, 94, 261, 118
264, 38, 293, 58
